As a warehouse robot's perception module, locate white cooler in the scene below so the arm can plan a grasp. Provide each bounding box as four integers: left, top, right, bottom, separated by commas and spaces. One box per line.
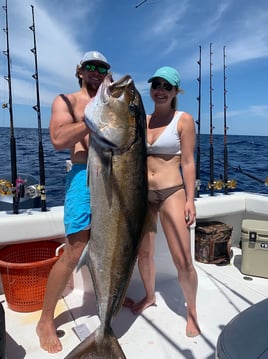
241, 219, 268, 278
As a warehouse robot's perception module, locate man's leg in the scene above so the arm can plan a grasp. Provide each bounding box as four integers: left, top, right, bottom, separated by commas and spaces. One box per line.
36, 230, 89, 353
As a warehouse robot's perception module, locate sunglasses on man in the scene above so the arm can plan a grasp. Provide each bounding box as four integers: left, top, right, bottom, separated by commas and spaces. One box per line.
151, 81, 174, 92
84, 63, 108, 75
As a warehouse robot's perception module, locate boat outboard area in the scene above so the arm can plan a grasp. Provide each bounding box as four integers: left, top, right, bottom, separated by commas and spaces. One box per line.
0, 191, 268, 358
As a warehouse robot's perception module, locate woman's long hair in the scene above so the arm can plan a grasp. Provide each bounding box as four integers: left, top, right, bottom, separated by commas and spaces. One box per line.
171, 87, 184, 109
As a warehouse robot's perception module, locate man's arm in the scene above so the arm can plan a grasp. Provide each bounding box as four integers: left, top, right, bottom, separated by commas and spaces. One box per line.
49, 95, 89, 151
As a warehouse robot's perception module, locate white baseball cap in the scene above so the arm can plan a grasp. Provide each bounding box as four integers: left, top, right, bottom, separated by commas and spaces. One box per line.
80, 51, 110, 69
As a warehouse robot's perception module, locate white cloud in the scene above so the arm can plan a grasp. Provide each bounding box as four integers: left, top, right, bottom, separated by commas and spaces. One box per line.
149, 0, 188, 36
0, 0, 96, 108
224, 105, 268, 119
1, 0, 268, 133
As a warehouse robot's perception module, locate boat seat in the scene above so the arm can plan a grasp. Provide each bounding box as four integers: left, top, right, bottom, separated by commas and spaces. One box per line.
216, 298, 268, 358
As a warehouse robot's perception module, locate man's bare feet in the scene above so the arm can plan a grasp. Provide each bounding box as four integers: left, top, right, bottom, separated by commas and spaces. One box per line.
131, 295, 156, 315
36, 320, 62, 353
186, 310, 201, 338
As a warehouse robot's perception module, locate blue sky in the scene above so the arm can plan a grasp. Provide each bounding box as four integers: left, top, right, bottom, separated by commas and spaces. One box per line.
0, 0, 268, 135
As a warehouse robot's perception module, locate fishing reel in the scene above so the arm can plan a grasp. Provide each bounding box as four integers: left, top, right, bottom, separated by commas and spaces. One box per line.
225, 179, 237, 189
208, 179, 237, 191
0, 179, 12, 195
0, 178, 42, 199
25, 184, 44, 199
195, 179, 201, 192
207, 180, 224, 191
0, 178, 27, 198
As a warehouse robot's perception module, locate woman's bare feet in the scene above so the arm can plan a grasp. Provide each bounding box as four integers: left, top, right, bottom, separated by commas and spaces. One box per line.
36, 319, 62, 353
131, 295, 156, 314
186, 310, 201, 337
123, 297, 135, 308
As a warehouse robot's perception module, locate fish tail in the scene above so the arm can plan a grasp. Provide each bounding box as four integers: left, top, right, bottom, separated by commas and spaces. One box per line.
65, 327, 127, 359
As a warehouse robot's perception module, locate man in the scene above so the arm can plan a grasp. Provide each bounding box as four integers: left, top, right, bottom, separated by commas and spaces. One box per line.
36, 51, 111, 353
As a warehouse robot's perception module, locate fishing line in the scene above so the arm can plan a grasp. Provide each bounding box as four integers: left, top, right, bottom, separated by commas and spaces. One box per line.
195, 45, 201, 198
29, 5, 47, 211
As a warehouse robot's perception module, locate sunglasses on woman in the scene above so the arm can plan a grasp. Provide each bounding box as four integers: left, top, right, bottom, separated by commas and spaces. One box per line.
151, 81, 174, 92
84, 63, 108, 75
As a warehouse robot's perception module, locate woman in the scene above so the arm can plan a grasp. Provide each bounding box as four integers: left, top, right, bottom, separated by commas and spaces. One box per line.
131, 66, 200, 337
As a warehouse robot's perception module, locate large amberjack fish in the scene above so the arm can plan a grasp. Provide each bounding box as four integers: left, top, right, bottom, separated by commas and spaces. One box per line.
65, 74, 148, 359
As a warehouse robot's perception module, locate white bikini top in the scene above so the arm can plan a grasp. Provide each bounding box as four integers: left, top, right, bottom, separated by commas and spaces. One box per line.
147, 111, 183, 156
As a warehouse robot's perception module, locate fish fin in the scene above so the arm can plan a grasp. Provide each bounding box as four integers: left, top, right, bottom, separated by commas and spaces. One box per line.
76, 242, 90, 272
65, 327, 126, 359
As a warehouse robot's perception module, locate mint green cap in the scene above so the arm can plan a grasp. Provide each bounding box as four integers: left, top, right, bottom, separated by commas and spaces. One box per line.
148, 66, 180, 87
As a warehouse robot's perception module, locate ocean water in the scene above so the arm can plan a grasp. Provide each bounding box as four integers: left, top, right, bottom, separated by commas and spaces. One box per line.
0, 127, 267, 209
197, 133, 268, 196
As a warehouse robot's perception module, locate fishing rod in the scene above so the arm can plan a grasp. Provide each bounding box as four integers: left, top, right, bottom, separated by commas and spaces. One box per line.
29, 5, 47, 211
209, 43, 215, 196
233, 166, 268, 186
223, 46, 228, 194
136, 0, 148, 8
216, 159, 267, 187
2, 0, 20, 214
195, 45, 201, 198
219, 46, 236, 193
207, 44, 223, 194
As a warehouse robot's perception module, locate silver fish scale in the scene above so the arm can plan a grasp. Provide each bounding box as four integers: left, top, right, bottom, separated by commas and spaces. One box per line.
65, 75, 147, 359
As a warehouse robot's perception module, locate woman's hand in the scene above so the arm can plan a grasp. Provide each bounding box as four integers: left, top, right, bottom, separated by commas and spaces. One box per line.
184, 200, 196, 226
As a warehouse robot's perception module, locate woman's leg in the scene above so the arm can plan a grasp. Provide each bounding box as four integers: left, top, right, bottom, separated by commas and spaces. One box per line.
160, 191, 200, 337
132, 229, 157, 314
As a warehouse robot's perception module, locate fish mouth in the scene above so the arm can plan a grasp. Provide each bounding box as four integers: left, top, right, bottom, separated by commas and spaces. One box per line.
86, 74, 140, 153
101, 74, 133, 102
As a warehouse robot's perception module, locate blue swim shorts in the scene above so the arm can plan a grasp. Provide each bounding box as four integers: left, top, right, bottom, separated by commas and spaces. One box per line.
64, 164, 91, 236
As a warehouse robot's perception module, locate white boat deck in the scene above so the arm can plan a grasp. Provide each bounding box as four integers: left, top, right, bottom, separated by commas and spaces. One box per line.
1, 245, 268, 359
1, 192, 268, 358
